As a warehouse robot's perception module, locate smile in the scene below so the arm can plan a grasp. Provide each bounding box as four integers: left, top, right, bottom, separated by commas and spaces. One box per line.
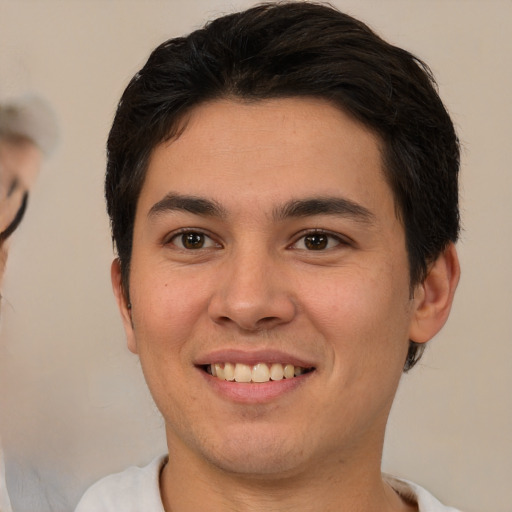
205, 362, 313, 383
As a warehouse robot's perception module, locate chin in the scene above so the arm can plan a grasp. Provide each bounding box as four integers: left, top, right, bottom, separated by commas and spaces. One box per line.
197, 427, 311, 477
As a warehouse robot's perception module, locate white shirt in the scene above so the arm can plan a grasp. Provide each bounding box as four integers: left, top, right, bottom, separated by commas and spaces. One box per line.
75, 455, 462, 512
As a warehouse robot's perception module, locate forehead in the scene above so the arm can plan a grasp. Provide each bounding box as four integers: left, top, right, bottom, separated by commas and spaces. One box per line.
139, 97, 393, 217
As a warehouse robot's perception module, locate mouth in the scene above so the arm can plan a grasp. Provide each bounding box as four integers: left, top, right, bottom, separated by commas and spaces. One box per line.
202, 362, 314, 383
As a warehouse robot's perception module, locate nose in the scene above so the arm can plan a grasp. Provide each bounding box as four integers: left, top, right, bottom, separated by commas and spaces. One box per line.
207, 247, 297, 332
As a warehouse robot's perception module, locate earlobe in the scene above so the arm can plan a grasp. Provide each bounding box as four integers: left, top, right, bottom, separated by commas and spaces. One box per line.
409, 243, 460, 344
111, 258, 138, 354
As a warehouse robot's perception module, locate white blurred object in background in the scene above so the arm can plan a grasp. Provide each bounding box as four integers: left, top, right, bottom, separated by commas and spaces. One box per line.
0, 95, 58, 512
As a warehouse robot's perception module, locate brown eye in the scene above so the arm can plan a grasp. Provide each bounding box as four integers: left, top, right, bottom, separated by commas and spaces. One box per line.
304, 233, 329, 250
170, 231, 219, 250
181, 232, 205, 249
292, 231, 343, 251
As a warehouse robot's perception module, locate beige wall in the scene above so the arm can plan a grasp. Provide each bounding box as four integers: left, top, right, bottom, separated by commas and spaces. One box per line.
0, 1, 510, 510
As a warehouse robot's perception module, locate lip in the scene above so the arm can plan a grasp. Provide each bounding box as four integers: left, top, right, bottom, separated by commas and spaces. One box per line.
199, 367, 313, 403
194, 348, 316, 404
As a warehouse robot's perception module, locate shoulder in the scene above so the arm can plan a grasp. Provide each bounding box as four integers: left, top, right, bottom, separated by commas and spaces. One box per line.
75, 455, 167, 512
384, 474, 463, 512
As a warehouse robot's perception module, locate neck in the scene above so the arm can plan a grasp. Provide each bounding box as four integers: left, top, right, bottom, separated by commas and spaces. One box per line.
159, 441, 416, 512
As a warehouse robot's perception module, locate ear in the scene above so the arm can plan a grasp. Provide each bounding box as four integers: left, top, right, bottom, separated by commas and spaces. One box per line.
111, 258, 138, 354
408, 243, 460, 344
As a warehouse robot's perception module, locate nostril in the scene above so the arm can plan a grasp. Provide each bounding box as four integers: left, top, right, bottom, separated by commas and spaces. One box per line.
256, 316, 281, 327
207, 281, 297, 330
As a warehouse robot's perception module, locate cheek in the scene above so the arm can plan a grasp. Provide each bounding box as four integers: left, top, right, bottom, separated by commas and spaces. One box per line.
129, 273, 203, 404
130, 267, 210, 348
300, 264, 412, 360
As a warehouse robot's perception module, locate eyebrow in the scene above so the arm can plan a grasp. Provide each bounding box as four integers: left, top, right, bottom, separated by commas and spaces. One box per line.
148, 193, 227, 219
274, 197, 375, 224
148, 193, 375, 225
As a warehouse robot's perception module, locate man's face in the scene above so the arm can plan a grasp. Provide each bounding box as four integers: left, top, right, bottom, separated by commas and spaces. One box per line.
115, 97, 424, 477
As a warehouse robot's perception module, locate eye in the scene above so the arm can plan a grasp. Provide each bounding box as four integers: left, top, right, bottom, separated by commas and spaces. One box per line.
169, 231, 219, 250
292, 231, 344, 251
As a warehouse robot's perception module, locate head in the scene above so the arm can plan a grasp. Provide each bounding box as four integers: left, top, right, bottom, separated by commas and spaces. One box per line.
0, 134, 41, 279
0, 96, 58, 279
106, 1, 459, 371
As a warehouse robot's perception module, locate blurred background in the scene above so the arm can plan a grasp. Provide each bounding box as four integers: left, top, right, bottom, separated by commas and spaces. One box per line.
0, 1, 510, 510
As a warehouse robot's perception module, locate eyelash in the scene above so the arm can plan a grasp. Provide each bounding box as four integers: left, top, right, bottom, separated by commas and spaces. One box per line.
165, 229, 221, 250
164, 228, 350, 252
290, 229, 351, 251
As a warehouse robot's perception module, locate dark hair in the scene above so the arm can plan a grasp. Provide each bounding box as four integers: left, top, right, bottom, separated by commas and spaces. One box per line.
106, 1, 460, 371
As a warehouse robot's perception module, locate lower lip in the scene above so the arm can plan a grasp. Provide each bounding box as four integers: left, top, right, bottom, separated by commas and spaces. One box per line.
199, 369, 313, 403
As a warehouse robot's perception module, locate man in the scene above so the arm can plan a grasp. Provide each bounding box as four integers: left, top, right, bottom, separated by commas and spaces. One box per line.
76, 3, 461, 511
0, 96, 57, 512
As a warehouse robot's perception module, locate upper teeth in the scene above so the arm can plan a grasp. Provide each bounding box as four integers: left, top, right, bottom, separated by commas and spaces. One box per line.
208, 363, 308, 383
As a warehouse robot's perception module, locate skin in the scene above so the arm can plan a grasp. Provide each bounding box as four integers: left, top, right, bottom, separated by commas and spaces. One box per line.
0, 136, 42, 281
112, 97, 459, 511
